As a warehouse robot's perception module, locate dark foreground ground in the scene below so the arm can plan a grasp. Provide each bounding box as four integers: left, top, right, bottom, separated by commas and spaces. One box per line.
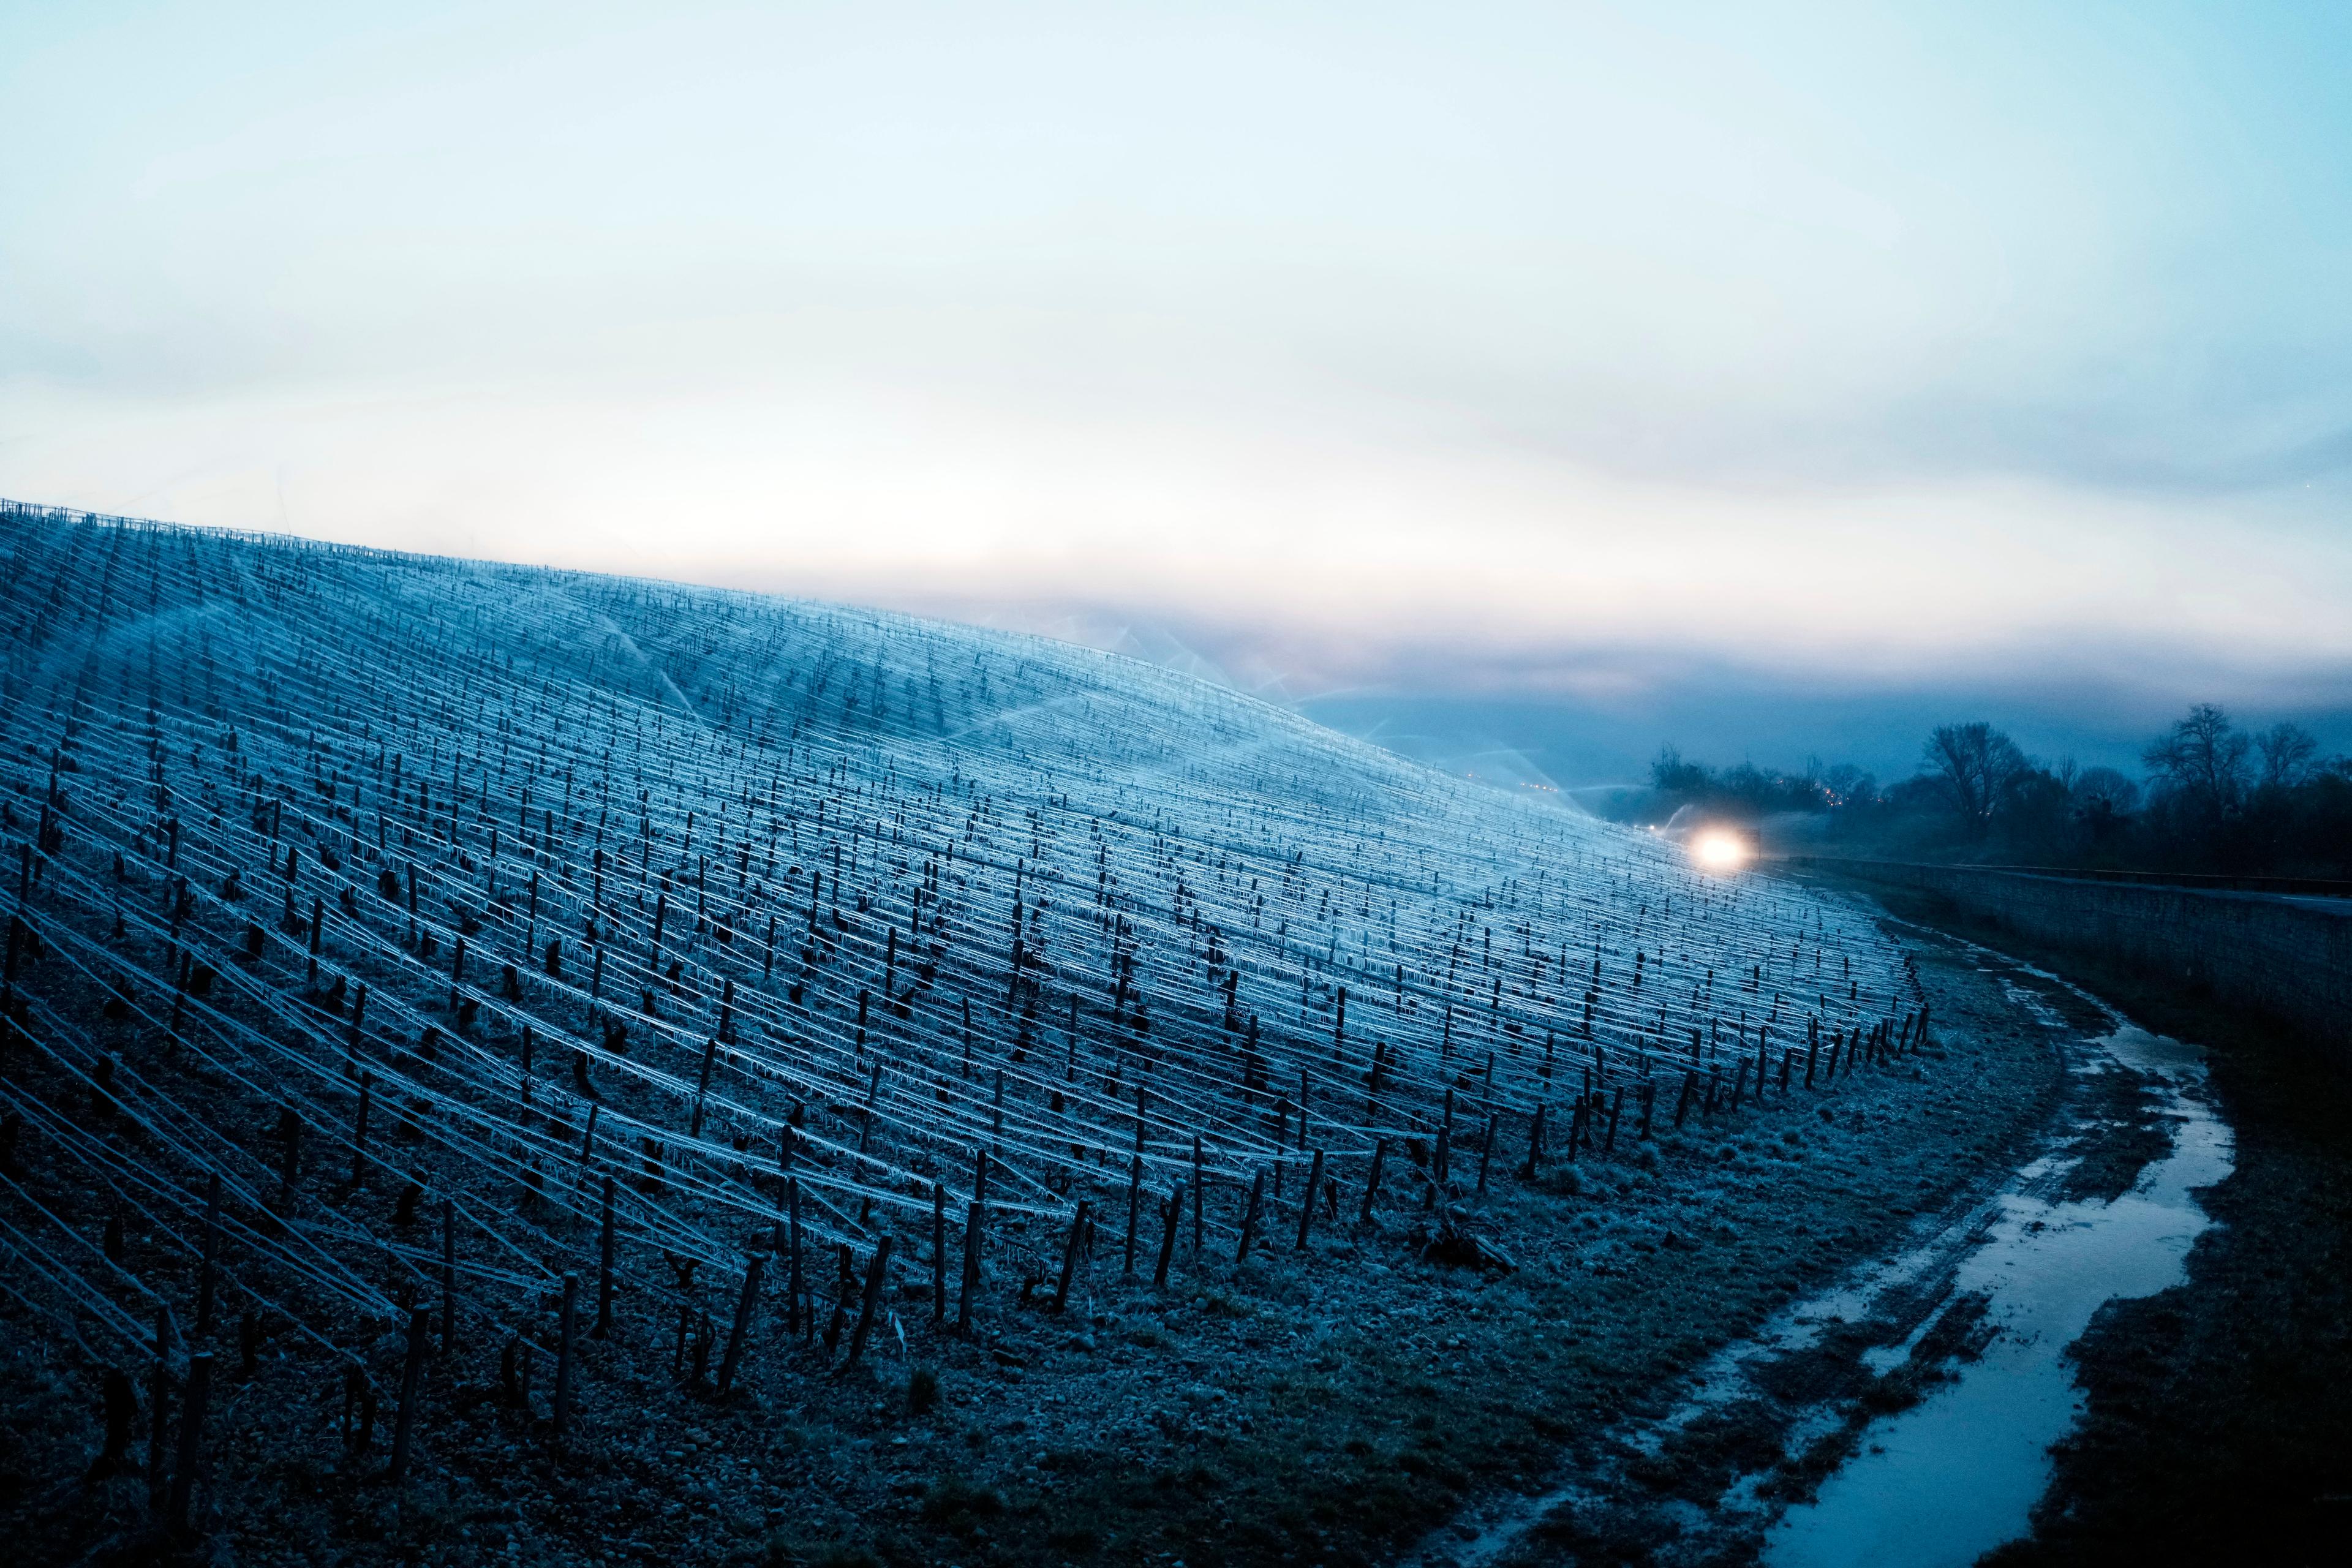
20, 876, 2334, 1568
1852, 883, 2352, 1568
2, 906, 2063, 1568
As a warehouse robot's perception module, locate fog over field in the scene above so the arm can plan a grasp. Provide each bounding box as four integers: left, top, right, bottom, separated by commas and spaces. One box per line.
7, 3, 2351, 776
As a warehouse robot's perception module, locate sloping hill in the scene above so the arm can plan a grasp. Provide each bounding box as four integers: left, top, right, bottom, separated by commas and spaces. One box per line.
0, 499, 1941, 1567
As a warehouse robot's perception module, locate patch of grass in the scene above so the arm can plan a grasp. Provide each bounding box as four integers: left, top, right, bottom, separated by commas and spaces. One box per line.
1147, 1460, 1224, 1494
1758, 1423, 1865, 1504
921, 1473, 1007, 1529
1044, 1522, 1103, 1553
1857, 1362, 1936, 1415
764, 1538, 882, 1568
2057, 1065, 2173, 1204
1627, 1400, 1784, 1502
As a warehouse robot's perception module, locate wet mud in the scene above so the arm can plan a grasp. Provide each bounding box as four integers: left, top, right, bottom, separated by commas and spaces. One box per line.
1415, 916, 2230, 1568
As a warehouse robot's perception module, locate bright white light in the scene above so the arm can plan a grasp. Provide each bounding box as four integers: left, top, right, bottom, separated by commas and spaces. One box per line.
1690, 829, 1751, 873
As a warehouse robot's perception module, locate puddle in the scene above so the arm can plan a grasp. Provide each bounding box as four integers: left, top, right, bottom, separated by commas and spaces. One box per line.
1417, 948, 2236, 1568
1760, 1017, 2232, 1568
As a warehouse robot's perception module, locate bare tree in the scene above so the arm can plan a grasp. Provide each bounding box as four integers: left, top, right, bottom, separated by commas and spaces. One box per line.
1921, 722, 2026, 834
2070, 765, 2140, 819
1650, 744, 1709, 796
2142, 704, 2250, 818
1823, 762, 1877, 808
2256, 722, 2319, 791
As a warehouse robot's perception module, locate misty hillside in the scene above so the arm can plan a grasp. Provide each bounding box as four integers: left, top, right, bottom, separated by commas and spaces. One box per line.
0, 500, 1924, 1566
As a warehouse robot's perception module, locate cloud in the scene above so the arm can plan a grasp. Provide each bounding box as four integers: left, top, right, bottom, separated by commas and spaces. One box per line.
3, 0, 2350, 722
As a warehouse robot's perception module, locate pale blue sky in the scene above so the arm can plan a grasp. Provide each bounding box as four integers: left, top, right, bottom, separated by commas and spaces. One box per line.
4, 2, 2348, 764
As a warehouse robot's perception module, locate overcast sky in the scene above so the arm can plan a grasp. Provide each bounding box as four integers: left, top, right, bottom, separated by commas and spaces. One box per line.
5, 2, 2348, 777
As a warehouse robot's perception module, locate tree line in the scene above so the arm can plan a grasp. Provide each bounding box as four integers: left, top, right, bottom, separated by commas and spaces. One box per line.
1611, 705, 2352, 880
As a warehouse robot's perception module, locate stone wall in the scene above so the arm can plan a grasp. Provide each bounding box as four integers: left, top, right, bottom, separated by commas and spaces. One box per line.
1800, 860, 2352, 1054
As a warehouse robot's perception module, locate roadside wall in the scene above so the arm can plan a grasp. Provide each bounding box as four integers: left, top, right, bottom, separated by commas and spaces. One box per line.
1804, 860, 2352, 1055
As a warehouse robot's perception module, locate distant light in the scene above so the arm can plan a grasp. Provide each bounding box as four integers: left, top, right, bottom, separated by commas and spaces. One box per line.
1691, 829, 1750, 873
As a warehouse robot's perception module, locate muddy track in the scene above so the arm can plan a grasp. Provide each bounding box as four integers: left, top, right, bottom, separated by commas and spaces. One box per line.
1411, 907, 2221, 1568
